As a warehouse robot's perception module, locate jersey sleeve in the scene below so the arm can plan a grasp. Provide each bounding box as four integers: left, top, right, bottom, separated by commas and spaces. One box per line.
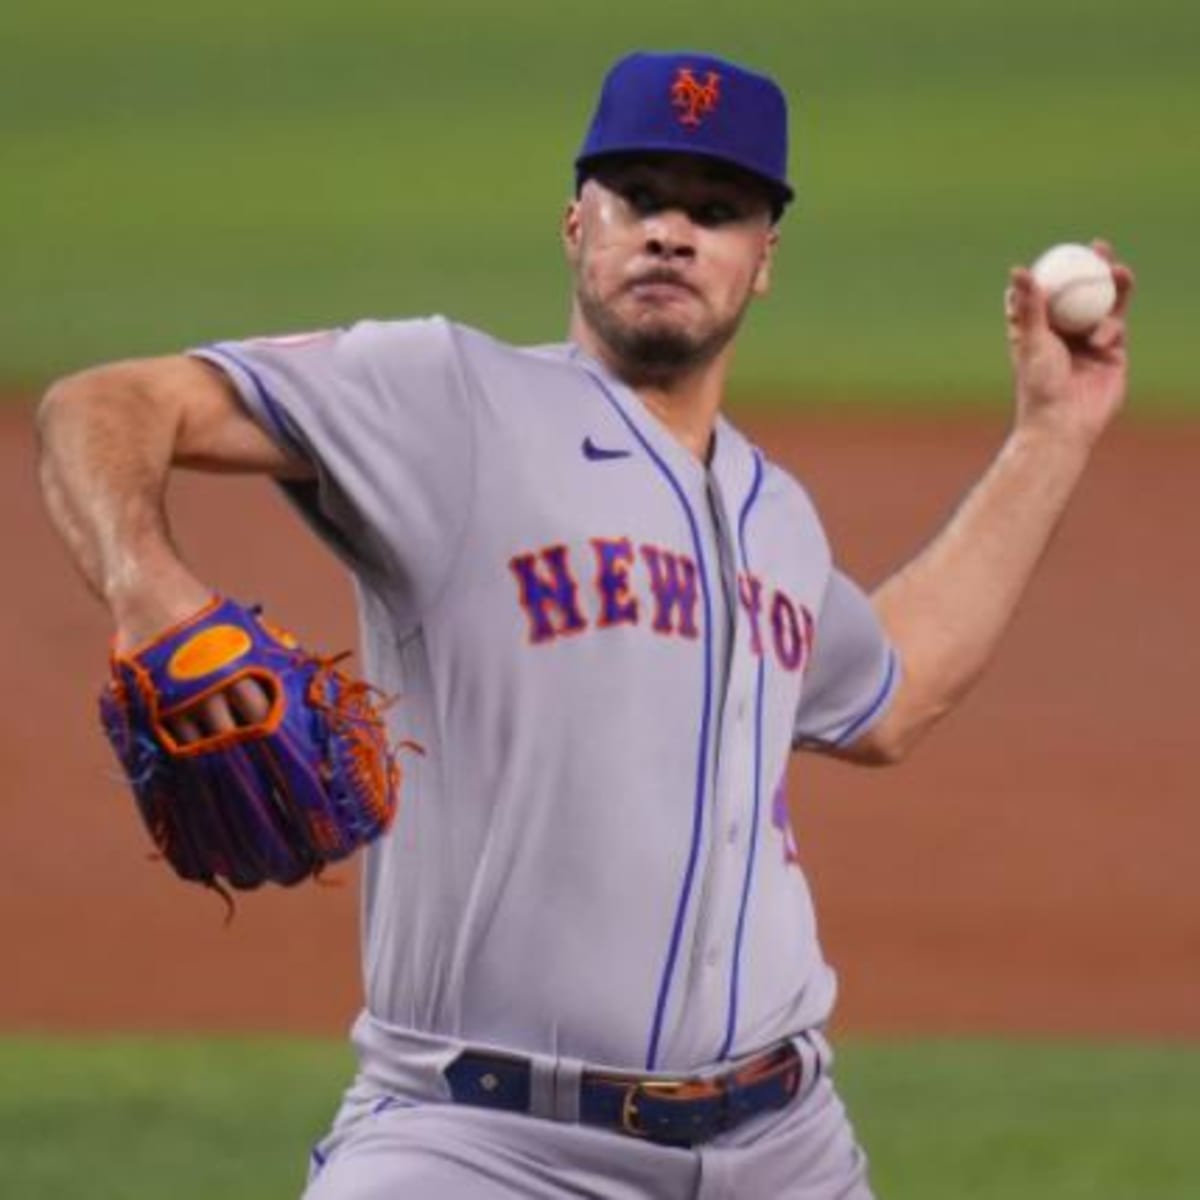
793, 568, 900, 750
190, 318, 474, 628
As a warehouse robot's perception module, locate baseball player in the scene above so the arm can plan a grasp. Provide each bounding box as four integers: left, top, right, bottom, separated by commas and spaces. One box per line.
37, 51, 1133, 1199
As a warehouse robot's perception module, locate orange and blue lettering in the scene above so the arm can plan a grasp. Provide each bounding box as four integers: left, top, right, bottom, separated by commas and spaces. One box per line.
592, 537, 640, 627
770, 590, 805, 671
641, 546, 699, 638
509, 545, 588, 645
737, 573, 764, 657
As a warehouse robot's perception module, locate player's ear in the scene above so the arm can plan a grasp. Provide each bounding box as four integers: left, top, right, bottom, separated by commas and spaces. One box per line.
752, 227, 780, 298
562, 199, 583, 263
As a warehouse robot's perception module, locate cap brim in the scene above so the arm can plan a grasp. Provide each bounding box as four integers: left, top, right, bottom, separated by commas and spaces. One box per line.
575, 144, 794, 210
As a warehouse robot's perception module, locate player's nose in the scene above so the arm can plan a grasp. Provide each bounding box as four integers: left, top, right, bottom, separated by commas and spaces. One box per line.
642, 210, 697, 261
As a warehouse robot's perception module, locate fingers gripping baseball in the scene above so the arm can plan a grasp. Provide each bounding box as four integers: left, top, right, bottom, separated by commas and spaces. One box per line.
1005, 239, 1136, 444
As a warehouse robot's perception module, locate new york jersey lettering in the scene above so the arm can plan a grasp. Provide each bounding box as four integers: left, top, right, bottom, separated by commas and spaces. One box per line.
508, 540, 812, 662
509, 544, 588, 644
771, 590, 805, 671
738, 573, 765, 656
592, 537, 640, 627
741, 571, 814, 672
640, 546, 700, 638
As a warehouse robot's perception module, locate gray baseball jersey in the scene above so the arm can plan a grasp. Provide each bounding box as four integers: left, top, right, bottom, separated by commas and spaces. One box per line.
193, 317, 896, 1186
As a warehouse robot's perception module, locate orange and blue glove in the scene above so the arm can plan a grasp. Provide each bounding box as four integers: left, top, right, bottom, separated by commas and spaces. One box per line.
99, 596, 402, 904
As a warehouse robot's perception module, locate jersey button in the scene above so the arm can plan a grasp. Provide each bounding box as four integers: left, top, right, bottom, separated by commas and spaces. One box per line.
726, 822, 739, 845
705, 947, 721, 968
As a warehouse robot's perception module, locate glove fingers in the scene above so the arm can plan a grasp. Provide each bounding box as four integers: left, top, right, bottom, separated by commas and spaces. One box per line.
201, 747, 321, 886
168, 753, 311, 888
258, 726, 358, 862
236, 744, 324, 882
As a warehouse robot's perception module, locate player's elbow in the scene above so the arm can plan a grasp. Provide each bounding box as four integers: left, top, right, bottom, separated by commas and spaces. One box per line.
862, 734, 909, 767
36, 371, 87, 436
38, 362, 155, 437
36, 370, 104, 457
839, 691, 949, 766
38, 359, 197, 457
836, 719, 912, 767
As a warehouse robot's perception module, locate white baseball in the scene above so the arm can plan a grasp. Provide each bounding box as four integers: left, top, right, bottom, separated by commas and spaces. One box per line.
1030, 243, 1117, 335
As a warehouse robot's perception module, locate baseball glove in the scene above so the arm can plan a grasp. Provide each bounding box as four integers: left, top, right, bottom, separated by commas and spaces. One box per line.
99, 596, 402, 906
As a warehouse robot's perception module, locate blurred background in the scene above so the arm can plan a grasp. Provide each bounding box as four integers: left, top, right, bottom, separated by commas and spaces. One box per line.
4, 0, 1198, 404
2, 0, 1197, 1196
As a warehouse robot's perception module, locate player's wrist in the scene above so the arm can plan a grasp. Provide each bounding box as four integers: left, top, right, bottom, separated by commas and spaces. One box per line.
999, 419, 1094, 485
106, 557, 214, 652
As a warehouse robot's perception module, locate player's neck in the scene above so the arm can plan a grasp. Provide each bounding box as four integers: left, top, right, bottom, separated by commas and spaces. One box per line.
633, 374, 724, 463
572, 333, 731, 463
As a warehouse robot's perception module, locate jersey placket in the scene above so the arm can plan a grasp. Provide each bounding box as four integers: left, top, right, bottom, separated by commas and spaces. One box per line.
667, 458, 766, 1065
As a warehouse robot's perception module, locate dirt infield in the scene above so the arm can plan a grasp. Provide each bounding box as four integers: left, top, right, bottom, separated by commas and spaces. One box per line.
4, 396, 1197, 1038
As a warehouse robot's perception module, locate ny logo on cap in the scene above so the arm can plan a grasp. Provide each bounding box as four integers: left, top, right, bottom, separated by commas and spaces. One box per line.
670, 67, 721, 128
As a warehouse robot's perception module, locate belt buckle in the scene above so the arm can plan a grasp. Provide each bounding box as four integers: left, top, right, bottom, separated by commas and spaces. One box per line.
615, 1041, 799, 1143
619, 1076, 718, 1140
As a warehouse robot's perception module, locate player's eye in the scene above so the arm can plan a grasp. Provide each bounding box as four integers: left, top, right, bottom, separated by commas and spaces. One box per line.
623, 183, 663, 216
614, 178, 744, 227
692, 200, 741, 227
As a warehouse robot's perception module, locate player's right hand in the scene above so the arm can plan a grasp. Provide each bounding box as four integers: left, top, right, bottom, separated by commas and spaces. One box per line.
1004, 239, 1134, 449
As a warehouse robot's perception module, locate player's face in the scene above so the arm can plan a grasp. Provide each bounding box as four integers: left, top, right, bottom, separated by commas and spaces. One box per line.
563, 155, 779, 380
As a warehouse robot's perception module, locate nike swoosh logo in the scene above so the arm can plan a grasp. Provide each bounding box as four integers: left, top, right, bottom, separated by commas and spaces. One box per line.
581, 436, 632, 462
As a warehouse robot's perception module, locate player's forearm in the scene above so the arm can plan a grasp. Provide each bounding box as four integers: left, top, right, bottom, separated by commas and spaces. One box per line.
866, 424, 1093, 758
36, 367, 209, 636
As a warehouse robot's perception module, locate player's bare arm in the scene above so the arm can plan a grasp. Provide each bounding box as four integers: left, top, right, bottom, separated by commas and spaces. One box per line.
37, 355, 312, 734
839, 242, 1134, 765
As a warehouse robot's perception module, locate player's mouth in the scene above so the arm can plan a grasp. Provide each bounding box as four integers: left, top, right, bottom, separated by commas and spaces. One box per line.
625, 270, 698, 301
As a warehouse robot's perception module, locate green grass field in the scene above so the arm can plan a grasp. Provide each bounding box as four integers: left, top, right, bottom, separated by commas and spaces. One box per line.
3, 1036, 1199, 1198
3, 0, 1198, 406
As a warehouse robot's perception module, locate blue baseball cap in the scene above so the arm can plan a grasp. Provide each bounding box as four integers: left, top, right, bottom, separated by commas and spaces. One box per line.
575, 51, 794, 216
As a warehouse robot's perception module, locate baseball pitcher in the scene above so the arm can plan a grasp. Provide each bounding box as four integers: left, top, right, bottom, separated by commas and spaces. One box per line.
37, 51, 1133, 1198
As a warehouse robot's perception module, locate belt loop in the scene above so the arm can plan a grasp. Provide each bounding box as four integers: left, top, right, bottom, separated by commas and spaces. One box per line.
552, 1057, 584, 1123
795, 1028, 829, 1093
527, 1057, 556, 1119
807, 1027, 832, 1080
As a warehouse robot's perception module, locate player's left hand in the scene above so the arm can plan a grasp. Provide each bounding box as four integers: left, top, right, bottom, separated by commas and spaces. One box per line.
1005, 240, 1135, 447
100, 596, 403, 902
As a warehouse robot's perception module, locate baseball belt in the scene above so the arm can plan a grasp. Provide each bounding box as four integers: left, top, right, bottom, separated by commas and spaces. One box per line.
443, 1038, 807, 1147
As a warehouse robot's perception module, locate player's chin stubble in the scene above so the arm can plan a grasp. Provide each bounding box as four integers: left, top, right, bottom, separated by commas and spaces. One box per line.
576, 282, 745, 384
